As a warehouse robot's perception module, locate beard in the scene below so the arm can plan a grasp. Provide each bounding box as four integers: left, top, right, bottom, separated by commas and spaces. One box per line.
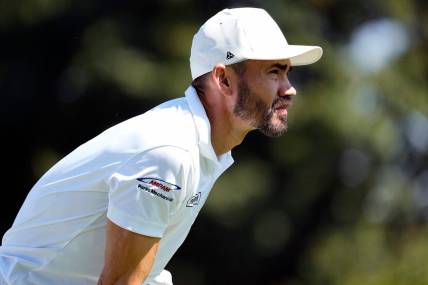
233, 78, 288, 137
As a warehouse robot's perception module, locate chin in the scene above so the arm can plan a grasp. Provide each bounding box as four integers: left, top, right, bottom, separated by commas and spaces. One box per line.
259, 122, 288, 137
256, 111, 288, 137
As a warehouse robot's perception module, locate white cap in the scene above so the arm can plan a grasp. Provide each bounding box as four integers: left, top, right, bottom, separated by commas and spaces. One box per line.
190, 7, 323, 80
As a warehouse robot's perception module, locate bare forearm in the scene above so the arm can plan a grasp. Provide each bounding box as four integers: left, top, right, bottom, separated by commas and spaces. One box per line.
99, 220, 160, 285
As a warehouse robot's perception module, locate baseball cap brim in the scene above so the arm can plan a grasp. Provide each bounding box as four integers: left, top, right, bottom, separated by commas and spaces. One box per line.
245, 45, 323, 66
287, 45, 323, 66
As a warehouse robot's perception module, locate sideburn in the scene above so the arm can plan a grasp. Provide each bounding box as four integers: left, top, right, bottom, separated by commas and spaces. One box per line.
233, 77, 267, 123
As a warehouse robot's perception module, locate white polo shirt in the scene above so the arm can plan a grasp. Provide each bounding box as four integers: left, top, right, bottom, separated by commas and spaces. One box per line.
0, 86, 234, 285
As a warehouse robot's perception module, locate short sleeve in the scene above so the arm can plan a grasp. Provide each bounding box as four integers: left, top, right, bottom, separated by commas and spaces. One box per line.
107, 146, 192, 238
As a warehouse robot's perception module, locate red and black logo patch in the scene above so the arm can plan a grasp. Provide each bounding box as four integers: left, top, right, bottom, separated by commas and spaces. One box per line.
136, 177, 181, 202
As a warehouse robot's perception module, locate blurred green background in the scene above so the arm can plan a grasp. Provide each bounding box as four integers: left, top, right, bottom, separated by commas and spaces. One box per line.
1, 0, 428, 284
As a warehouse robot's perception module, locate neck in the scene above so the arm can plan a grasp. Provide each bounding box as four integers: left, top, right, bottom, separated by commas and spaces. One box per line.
199, 92, 251, 156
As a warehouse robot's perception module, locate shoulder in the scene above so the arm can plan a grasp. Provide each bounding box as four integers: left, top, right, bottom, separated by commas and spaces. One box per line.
108, 145, 196, 220
131, 145, 194, 172
111, 145, 196, 191
103, 97, 198, 154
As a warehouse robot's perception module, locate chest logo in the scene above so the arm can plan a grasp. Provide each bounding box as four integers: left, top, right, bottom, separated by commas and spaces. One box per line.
186, 192, 202, 207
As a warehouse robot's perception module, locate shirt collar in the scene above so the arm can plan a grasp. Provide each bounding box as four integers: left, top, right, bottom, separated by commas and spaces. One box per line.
185, 86, 234, 168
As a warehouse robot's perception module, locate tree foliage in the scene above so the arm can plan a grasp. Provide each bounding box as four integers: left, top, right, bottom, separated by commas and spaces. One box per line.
1, 0, 427, 284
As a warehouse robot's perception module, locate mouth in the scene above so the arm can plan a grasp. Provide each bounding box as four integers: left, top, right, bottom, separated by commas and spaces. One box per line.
273, 102, 290, 116
274, 108, 288, 117
273, 97, 293, 115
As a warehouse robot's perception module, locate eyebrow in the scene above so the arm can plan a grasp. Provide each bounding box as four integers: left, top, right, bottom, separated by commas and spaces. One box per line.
269, 63, 293, 72
271, 63, 288, 70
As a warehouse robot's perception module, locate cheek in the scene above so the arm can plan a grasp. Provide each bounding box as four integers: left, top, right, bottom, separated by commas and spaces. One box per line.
262, 90, 277, 109
253, 81, 277, 105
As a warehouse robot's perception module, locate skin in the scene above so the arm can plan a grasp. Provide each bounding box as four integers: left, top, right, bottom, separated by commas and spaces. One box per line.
98, 220, 160, 285
233, 59, 295, 138
200, 59, 296, 155
97, 59, 296, 285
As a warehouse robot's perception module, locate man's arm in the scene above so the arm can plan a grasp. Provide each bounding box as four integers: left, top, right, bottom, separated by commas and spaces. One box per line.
98, 219, 161, 285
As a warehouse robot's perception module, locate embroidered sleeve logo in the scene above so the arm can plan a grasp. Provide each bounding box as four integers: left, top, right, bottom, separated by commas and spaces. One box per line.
136, 177, 181, 202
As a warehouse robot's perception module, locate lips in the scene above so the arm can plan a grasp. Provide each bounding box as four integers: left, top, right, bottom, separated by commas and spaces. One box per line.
274, 108, 288, 117
274, 102, 290, 111
272, 99, 292, 118
274, 104, 287, 111
273, 97, 292, 111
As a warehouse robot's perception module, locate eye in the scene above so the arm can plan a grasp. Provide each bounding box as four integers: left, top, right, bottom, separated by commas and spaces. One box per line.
270, 69, 280, 75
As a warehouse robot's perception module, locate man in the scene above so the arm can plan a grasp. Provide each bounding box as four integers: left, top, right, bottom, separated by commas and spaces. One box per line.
0, 7, 322, 285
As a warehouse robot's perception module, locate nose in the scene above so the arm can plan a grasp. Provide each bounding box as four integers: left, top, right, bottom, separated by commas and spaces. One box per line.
278, 76, 297, 98
284, 85, 297, 97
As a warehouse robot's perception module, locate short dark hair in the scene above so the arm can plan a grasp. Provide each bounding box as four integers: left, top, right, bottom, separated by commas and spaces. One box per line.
191, 72, 210, 97
229, 61, 247, 78
191, 61, 247, 96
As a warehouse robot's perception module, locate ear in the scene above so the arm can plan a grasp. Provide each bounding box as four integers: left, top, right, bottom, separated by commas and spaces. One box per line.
212, 64, 233, 96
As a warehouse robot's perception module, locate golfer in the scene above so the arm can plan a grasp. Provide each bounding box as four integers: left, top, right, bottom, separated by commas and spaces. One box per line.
0, 7, 322, 285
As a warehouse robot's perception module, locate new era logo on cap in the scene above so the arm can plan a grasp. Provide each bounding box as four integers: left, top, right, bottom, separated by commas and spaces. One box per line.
226, 51, 235, 59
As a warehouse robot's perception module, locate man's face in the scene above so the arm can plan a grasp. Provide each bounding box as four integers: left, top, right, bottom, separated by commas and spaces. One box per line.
232, 59, 296, 137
